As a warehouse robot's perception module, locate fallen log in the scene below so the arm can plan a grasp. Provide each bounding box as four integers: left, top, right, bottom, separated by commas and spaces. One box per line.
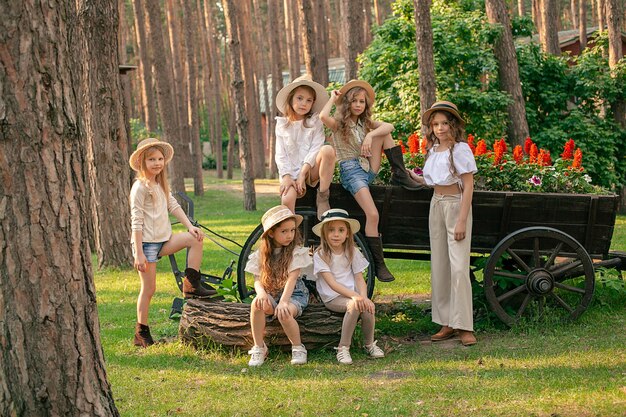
179, 298, 345, 350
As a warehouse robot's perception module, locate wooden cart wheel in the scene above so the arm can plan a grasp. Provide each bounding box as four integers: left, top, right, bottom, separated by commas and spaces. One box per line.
483, 226, 595, 326
237, 210, 375, 300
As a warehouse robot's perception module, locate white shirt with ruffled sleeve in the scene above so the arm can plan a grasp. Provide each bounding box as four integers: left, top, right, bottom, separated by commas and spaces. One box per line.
313, 248, 369, 303
422, 142, 477, 187
244, 246, 313, 278
275, 115, 325, 179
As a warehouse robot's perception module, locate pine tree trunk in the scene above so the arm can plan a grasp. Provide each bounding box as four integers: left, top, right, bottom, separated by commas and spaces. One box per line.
518, 0, 526, 15
1, 1, 119, 415
571, 0, 579, 28
132, 0, 159, 132
597, 0, 605, 31
268, 0, 284, 178
540, 0, 562, 55
144, 0, 184, 191
485, 0, 530, 146
253, 0, 273, 176
532, 0, 543, 37
579, 0, 588, 49
223, 0, 257, 210
315, 0, 330, 86
285, 0, 302, 80
299, 0, 320, 79
364, 0, 372, 46
342, 0, 365, 80
413, 0, 436, 138
78, 0, 134, 268
606, 0, 625, 127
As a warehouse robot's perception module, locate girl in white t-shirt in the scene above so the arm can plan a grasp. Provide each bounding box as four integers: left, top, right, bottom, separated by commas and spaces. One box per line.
409, 101, 478, 346
313, 209, 385, 364
275, 74, 334, 220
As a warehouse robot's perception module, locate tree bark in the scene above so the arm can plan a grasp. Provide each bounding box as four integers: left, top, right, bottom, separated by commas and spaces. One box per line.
223, 0, 257, 210
253, 0, 273, 175
532, 0, 543, 38
180, 300, 344, 349
579, 0, 588, 49
540, 0, 562, 55
597, 0, 605, 31
413, 0, 436, 138
182, 0, 204, 195
571, 0, 579, 28
364, 0, 372, 46
299, 0, 322, 82
0, 1, 119, 415
342, 0, 365, 80
606, 0, 625, 127
518, 0, 526, 15
132, 0, 159, 132
268, 0, 284, 178
485, 0, 530, 147
285, 0, 302, 80
315, 0, 330, 86
144, 0, 184, 191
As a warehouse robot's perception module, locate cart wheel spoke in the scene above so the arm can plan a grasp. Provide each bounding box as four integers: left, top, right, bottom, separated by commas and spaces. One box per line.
493, 269, 526, 280
532, 237, 540, 268
550, 260, 583, 279
544, 242, 564, 269
553, 282, 586, 295
506, 248, 532, 272
496, 284, 527, 303
538, 296, 545, 316
550, 292, 574, 313
515, 294, 533, 319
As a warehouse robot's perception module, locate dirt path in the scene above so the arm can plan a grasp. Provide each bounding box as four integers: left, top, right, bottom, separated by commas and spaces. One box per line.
204, 180, 279, 197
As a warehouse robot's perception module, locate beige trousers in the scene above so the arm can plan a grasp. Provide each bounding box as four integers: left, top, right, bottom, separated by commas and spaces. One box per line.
325, 295, 375, 347
429, 193, 474, 332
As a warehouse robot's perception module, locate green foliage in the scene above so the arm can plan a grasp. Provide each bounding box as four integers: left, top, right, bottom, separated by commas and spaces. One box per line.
129, 118, 159, 144
215, 277, 253, 303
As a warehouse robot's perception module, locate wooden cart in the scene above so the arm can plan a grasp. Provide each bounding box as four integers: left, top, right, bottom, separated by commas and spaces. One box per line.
237, 183, 624, 326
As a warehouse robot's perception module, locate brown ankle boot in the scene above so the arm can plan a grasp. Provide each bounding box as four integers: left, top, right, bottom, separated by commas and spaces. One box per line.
316, 189, 330, 220
384, 146, 424, 190
182, 268, 217, 299
133, 323, 155, 348
365, 235, 395, 282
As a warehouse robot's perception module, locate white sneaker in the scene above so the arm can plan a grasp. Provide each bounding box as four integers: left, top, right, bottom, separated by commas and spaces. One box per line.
291, 344, 307, 365
365, 341, 385, 358
335, 346, 353, 364
248, 344, 268, 367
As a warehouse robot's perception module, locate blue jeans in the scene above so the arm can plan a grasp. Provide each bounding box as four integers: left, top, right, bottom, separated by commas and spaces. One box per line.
339, 158, 376, 196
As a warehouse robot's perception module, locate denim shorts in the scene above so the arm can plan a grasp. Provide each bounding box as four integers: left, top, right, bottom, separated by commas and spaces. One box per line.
265, 278, 309, 319
131, 241, 165, 263
339, 158, 376, 196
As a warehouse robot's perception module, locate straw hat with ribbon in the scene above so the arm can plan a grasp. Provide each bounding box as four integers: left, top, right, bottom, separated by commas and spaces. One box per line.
129, 138, 174, 172
312, 208, 361, 237
275, 74, 329, 114
339, 79, 375, 103
261, 205, 303, 235
421, 101, 465, 126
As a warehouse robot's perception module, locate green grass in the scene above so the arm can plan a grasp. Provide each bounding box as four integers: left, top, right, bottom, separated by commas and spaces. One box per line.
97, 172, 626, 416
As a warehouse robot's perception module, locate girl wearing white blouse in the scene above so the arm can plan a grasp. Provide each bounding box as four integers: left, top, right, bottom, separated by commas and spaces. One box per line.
409, 101, 478, 346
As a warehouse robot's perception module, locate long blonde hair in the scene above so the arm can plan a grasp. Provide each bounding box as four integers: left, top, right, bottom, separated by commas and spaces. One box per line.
424, 110, 466, 178
285, 85, 316, 128
315, 220, 356, 267
334, 87, 374, 142
259, 219, 303, 295
134, 146, 171, 195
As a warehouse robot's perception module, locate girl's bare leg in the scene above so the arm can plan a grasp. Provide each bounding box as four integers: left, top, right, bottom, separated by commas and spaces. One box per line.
353, 187, 380, 237
278, 304, 302, 346
369, 133, 395, 173
159, 232, 203, 269
310, 145, 336, 193
250, 298, 274, 347
137, 263, 157, 324
281, 186, 298, 214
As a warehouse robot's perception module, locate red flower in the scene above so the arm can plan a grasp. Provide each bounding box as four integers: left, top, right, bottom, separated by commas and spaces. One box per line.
524, 137, 534, 155
398, 140, 407, 154
571, 148, 583, 169
493, 139, 507, 165
513, 145, 523, 164
420, 137, 428, 154
475, 139, 487, 156
408, 133, 420, 154
467, 134, 476, 154
538, 149, 552, 166
529, 144, 539, 164
561, 139, 575, 160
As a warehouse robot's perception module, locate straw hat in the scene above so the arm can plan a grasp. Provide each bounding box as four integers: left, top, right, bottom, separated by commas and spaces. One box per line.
129, 138, 174, 172
339, 79, 375, 103
421, 101, 465, 126
275, 74, 329, 114
312, 208, 361, 237
261, 205, 303, 235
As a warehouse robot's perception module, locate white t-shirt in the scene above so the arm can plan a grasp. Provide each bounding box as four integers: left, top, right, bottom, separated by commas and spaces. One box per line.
275, 115, 325, 179
313, 249, 369, 303
422, 142, 477, 187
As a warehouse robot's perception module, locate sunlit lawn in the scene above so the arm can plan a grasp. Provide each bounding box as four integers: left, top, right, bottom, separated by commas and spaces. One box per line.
97, 171, 626, 416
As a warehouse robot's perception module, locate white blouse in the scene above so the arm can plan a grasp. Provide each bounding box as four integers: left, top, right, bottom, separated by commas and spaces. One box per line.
422, 142, 477, 187
275, 115, 325, 179
312, 249, 369, 303
244, 246, 313, 278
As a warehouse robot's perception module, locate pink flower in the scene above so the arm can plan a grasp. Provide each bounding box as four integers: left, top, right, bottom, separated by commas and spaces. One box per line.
413, 167, 423, 175
528, 175, 542, 186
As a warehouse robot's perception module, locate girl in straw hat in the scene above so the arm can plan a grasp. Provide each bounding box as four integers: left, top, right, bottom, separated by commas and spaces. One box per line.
320, 80, 422, 283
275, 74, 335, 220
313, 209, 385, 364
244, 205, 312, 366
408, 101, 478, 346
129, 138, 214, 347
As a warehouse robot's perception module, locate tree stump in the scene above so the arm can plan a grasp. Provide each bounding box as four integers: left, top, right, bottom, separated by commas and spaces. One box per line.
179, 299, 344, 350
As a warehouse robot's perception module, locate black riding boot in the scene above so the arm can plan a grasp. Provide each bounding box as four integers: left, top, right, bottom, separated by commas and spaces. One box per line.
384, 145, 424, 190
133, 323, 155, 348
182, 268, 216, 299
365, 235, 395, 282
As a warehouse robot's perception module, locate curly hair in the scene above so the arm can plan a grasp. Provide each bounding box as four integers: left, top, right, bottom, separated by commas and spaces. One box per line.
284, 85, 316, 128
334, 87, 374, 142
315, 220, 356, 267
424, 110, 467, 178
135, 146, 171, 196
258, 219, 303, 296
